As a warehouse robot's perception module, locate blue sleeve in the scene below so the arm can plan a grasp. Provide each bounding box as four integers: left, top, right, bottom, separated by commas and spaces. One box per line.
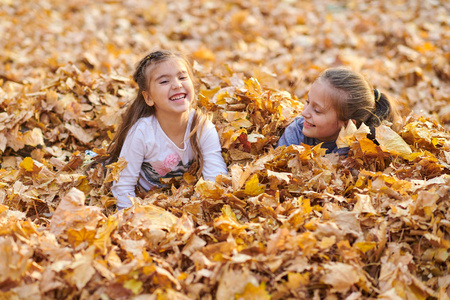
277, 117, 305, 147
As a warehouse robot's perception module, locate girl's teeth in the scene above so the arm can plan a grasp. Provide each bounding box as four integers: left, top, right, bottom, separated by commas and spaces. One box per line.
170, 95, 185, 100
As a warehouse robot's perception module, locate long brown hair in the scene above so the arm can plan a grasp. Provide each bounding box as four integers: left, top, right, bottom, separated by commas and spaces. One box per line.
105, 50, 209, 176
318, 67, 402, 132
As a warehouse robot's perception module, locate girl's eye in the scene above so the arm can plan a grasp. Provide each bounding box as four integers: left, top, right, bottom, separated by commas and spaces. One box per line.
159, 80, 169, 84
314, 109, 322, 114
179, 76, 188, 80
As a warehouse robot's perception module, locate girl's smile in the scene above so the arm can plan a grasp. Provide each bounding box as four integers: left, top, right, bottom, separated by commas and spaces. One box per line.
169, 93, 187, 101
303, 120, 315, 128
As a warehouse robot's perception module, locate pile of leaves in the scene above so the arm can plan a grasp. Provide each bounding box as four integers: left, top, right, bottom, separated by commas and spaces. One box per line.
0, 0, 449, 299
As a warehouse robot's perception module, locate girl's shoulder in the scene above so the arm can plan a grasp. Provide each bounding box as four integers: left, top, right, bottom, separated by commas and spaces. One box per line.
130, 115, 158, 136
284, 116, 305, 132
292, 116, 305, 127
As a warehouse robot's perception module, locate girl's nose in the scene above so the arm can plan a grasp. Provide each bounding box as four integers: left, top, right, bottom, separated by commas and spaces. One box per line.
172, 79, 182, 89
301, 106, 310, 118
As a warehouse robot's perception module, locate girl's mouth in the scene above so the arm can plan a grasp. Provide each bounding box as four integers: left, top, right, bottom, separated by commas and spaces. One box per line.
304, 120, 315, 127
170, 93, 186, 101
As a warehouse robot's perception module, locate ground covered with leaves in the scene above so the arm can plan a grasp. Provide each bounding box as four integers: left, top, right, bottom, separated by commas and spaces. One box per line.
0, 0, 449, 299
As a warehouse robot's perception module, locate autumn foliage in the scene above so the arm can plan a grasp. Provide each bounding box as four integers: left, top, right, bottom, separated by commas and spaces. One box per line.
0, 0, 449, 299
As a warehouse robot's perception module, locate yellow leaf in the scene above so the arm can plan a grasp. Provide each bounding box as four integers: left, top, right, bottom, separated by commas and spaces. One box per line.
297, 232, 317, 256
77, 178, 91, 195
100, 195, 116, 208
124, 279, 143, 295
94, 216, 118, 254
222, 204, 237, 219
286, 272, 309, 290
105, 157, 128, 183
19, 157, 34, 172
216, 91, 231, 105
67, 227, 96, 247
359, 138, 379, 155
302, 198, 312, 214
244, 174, 265, 196
214, 215, 245, 233
192, 46, 216, 61
183, 172, 197, 184
319, 236, 336, 250
198, 93, 214, 110
195, 178, 225, 199
355, 241, 377, 253
235, 282, 270, 300
245, 77, 262, 95
199, 87, 220, 102
0, 205, 7, 214
416, 41, 436, 53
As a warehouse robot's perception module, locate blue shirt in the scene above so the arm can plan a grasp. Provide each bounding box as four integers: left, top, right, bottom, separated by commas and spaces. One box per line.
277, 117, 349, 156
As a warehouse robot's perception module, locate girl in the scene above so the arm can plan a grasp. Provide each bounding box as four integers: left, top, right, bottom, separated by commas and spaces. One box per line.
278, 67, 401, 154
107, 50, 228, 210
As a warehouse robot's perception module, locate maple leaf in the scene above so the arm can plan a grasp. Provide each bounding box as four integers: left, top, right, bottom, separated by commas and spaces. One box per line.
67, 227, 96, 247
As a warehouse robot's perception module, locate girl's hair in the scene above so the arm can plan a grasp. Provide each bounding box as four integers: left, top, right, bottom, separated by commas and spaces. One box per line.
106, 50, 209, 177
318, 67, 401, 133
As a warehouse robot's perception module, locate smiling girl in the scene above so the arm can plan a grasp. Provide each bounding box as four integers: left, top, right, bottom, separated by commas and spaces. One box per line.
277, 67, 401, 155
107, 50, 227, 210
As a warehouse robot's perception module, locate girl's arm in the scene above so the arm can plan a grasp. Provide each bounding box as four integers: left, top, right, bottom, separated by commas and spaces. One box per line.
111, 125, 147, 210
198, 121, 228, 181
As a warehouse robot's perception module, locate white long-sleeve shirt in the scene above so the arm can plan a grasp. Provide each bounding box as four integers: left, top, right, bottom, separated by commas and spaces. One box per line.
111, 110, 228, 210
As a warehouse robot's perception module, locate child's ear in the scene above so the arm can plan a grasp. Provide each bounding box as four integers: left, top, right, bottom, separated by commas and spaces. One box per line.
142, 91, 154, 106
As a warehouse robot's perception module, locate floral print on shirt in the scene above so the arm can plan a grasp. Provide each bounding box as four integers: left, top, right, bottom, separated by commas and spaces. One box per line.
141, 153, 192, 188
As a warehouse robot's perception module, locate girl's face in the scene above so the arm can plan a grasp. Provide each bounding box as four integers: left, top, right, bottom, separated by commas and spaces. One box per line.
301, 79, 345, 142
143, 57, 194, 119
